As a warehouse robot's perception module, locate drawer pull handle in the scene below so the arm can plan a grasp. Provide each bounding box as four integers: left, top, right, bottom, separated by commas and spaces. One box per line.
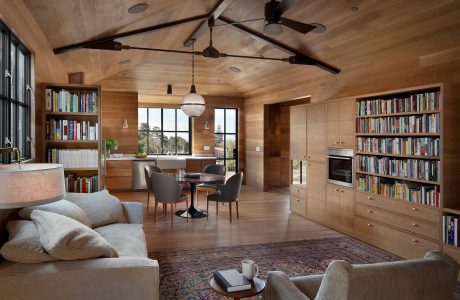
412, 207, 418, 211
412, 223, 419, 227
335, 141, 340, 144
297, 189, 300, 192
296, 199, 300, 202
368, 197, 373, 200
412, 238, 419, 243
340, 141, 344, 144
340, 190, 344, 193
367, 223, 373, 227
367, 210, 373, 214
335, 189, 340, 192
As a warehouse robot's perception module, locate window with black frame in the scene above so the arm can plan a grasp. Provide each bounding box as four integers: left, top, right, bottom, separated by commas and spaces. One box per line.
0, 21, 32, 163
138, 108, 191, 155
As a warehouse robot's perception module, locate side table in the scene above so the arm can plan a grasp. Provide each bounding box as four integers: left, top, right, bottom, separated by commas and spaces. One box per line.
209, 276, 265, 300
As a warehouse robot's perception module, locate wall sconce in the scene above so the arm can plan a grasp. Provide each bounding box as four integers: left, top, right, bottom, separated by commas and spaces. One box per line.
204, 120, 210, 130
167, 84, 172, 95
122, 119, 129, 129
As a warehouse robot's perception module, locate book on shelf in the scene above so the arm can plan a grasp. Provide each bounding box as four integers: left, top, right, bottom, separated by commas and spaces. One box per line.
213, 269, 252, 292
46, 149, 98, 169
46, 119, 98, 141
45, 88, 97, 113
65, 174, 98, 193
443, 214, 460, 247
356, 113, 440, 134
356, 90, 440, 116
357, 137, 440, 157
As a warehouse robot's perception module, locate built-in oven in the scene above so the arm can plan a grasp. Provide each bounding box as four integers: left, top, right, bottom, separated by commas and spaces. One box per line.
327, 148, 354, 188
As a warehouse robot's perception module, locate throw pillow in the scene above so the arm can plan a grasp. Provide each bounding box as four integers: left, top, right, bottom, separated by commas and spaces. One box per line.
0, 220, 56, 263
65, 190, 127, 228
19, 199, 92, 227
31, 210, 119, 260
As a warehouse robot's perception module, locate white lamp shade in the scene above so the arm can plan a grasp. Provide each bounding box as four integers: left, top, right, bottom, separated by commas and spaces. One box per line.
181, 92, 206, 117
0, 163, 66, 208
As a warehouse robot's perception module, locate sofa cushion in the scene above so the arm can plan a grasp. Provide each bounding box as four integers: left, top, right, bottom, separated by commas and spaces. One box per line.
19, 199, 92, 227
95, 223, 147, 258
66, 190, 127, 228
31, 210, 118, 260
0, 220, 56, 263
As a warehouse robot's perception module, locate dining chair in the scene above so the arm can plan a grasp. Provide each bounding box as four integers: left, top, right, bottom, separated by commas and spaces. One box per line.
206, 172, 243, 224
196, 164, 226, 207
151, 172, 189, 227
144, 164, 162, 211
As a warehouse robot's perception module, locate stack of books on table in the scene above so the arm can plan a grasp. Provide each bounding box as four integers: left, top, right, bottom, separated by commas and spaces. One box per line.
213, 269, 251, 292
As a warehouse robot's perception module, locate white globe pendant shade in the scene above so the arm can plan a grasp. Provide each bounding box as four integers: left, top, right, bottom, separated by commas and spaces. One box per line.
181, 85, 205, 117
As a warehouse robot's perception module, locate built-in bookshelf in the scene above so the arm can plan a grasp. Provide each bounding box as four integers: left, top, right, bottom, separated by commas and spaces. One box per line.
42, 83, 102, 193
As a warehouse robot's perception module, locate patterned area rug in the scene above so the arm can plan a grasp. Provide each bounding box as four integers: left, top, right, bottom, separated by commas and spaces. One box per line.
149, 236, 406, 300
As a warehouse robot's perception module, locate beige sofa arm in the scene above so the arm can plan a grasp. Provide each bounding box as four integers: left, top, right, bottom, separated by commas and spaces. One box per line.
122, 201, 144, 224
263, 271, 311, 300
0, 257, 159, 300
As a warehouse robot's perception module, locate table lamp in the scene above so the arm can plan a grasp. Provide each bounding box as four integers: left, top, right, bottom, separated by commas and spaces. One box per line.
0, 163, 65, 209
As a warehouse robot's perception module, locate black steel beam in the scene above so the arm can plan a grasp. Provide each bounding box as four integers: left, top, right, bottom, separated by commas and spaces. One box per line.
183, 0, 235, 47
217, 16, 340, 74
54, 14, 209, 55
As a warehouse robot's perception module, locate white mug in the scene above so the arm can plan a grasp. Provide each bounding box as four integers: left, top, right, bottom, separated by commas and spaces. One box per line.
242, 259, 259, 281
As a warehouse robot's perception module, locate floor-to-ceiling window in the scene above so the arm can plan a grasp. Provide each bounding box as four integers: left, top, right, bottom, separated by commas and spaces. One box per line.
214, 108, 238, 174
138, 108, 191, 155
0, 21, 32, 163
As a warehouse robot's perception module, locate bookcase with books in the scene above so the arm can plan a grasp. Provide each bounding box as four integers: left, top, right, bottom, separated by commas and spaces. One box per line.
353, 83, 460, 261
42, 83, 102, 193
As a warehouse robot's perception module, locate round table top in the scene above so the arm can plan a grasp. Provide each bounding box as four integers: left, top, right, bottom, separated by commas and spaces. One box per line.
176, 173, 225, 184
209, 276, 265, 299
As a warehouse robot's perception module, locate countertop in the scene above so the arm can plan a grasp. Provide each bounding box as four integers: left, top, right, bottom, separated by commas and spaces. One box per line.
106, 155, 216, 161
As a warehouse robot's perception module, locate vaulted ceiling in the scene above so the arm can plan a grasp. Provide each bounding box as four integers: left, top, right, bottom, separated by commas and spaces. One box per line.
23, 0, 460, 100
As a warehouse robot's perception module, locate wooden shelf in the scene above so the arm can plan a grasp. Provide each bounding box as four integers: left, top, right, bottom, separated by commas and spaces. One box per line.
356, 133, 440, 137
45, 112, 98, 117
443, 207, 460, 215
45, 140, 98, 144
64, 168, 98, 172
355, 171, 440, 185
443, 244, 460, 251
356, 110, 440, 119
355, 152, 440, 160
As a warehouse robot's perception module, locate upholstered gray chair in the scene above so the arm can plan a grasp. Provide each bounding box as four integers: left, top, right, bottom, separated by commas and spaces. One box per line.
263, 250, 459, 300
207, 172, 243, 223
196, 164, 226, 207
151, 172, 188, 227
144, 164, 162, 211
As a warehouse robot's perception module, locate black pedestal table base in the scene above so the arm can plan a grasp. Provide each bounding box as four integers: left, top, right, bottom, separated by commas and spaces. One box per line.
175, 181, 207, 218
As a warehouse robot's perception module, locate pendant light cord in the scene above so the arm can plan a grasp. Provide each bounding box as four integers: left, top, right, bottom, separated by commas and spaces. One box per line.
192, 40, 195, 86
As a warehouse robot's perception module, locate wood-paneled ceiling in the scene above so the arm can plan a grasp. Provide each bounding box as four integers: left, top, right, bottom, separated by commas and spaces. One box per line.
24, 0, 460, 100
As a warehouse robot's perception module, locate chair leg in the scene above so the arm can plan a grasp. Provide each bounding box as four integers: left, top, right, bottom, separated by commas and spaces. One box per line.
236, 201, 239, 219
170, 204, 174, 228
216, 201, 219, 215
229, 202, 232, 224
206, 200, 209, 221
163, 203, 166, 216
153, 200, 158, 223
186, 199, 189, 222
146, 192, 150, 211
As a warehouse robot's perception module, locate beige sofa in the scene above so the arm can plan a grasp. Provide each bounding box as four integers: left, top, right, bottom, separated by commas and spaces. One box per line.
263, 251, 459, 300
0, 198, 159, 300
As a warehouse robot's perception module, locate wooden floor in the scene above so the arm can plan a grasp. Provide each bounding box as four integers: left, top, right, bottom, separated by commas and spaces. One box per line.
112, 186, 342, 252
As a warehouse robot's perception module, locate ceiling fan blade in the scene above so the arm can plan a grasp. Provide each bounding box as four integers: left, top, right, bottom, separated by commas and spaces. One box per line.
275, 0, 301, 15
83, 40, 126, 51
280, 17, 316, 34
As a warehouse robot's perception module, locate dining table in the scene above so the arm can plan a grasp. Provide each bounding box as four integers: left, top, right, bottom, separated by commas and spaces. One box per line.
175, 173, 225, 218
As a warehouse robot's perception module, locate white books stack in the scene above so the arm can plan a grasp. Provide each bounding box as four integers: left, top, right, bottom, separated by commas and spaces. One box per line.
48, 149, 98, 168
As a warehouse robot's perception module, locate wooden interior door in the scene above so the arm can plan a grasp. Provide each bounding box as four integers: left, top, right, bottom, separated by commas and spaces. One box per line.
290, 105, 307, 160
306, 103, 326, 162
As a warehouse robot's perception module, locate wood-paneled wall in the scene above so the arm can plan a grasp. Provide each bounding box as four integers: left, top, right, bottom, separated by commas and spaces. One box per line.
101, 91, 139, 154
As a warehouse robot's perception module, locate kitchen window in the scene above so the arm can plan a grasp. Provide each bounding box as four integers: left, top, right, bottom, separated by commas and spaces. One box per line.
214, 108, 238, 173
0, 20, 32, 163
138, 108, 191, 155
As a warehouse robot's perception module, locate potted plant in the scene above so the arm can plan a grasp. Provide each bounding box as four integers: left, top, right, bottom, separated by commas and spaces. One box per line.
105, 138, 119, 156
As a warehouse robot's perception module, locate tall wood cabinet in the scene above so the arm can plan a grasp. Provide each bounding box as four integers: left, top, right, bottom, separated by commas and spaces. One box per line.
326, 184, 354, 234
290, 105, 307, 160
306, 103, 326, 162
306, 161, 327, 223
327, 99, 355, 148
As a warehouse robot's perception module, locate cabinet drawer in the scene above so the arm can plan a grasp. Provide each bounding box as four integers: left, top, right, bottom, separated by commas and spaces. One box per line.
105, 177, 132, 191
106, 160, 132, 177
356, 203, 439, 240
356, 192, 439, 223
291, 196, 307, 216
355, 217, 439, 259
291, 185, 306, 199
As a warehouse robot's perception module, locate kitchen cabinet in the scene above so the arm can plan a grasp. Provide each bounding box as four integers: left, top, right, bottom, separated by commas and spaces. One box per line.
326, 184, 354, 234
327, 99, 355, 148
290, 105, 307, 160
306, 103, 326, 162
306, 161, 326, 223
105, 160, 133, 191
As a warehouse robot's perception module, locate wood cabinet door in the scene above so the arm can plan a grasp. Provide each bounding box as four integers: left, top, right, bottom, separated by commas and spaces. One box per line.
339, 188, 354, 234
306, 161, 326, 222
326, 184, 340, 227
327, 101, 341, 147
290, 105, 307, 160
339, 99, 356, 148
306, 103, 326, 162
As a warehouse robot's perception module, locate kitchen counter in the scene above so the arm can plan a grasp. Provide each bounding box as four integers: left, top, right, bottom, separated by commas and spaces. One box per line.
106, 155, 216, 161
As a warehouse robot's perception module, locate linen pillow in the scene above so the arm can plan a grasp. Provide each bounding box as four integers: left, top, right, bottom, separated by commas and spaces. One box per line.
31, 210, 119, 260
65, 190, 127, 228
19, 199, 92, 227
0, 220, 56, 263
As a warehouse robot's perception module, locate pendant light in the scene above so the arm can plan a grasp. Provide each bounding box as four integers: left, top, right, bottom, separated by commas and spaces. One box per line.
181, 40, 205, 117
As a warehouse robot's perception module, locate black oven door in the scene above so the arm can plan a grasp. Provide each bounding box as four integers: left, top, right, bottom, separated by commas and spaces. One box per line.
327, 155, 353, 187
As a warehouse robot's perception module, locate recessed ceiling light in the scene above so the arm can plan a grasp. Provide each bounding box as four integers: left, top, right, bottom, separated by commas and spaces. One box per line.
128, 3, 150, 14
310, 23, 327, 34
351, 6, 359, 12
230, 66, 242, 73
119, 59, 131, 65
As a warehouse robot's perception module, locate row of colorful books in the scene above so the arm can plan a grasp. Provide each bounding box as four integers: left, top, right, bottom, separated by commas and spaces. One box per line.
65, 174, 98, 193
356, 155, 440, 182
357, 174, 440, 207
443, 215, 460, 247
356, 91, 440, 116
357, 137, 440, 157
45, 89, 97, 113
356, 113, 440, 134
46, 149, 98, 169
46, 119, 99, 141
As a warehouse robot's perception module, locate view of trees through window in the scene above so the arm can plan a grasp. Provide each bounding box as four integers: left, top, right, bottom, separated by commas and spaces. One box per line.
138, 108, 191, 155
215, 108, 238, 173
